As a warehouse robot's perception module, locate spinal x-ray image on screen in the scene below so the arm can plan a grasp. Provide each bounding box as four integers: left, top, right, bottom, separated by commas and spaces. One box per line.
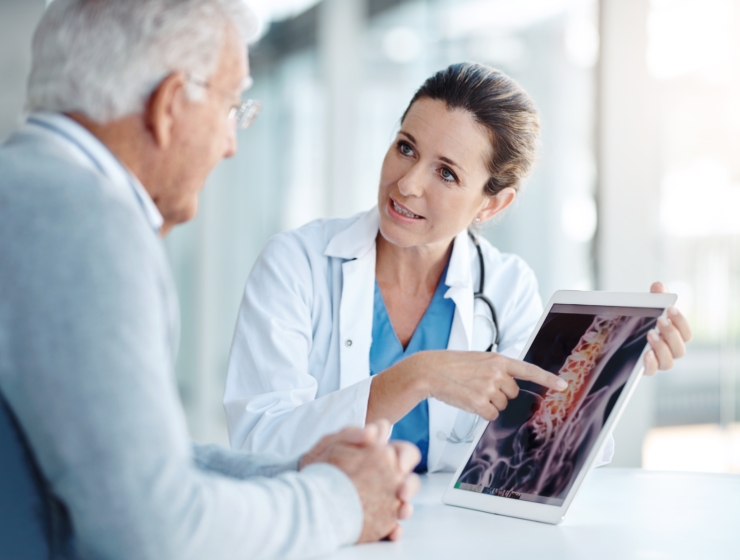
455, 304, 661, 506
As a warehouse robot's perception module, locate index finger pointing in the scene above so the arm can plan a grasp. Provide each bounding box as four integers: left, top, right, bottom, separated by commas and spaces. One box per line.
506, 359, 568, 392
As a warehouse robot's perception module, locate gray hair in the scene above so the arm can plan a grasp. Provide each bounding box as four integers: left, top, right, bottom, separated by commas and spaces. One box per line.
27, 0, 259, 123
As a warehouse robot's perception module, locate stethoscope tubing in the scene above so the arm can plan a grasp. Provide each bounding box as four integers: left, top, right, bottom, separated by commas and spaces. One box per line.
469, 230, 500, 352
445, 232, 501, 444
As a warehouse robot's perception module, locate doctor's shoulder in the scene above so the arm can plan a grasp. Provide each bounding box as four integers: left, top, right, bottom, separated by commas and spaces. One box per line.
261, 213, 362, 256
250, 212, 369, 288
474, 236, 540, 300
259, 211, 370, 263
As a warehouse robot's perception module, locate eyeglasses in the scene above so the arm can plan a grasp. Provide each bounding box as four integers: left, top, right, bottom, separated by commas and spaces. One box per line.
229, 99, 261, 130
187, 76, 262, 130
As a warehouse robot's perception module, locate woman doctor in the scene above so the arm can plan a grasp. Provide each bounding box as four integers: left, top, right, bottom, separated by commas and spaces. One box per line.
224, 63, 691, 473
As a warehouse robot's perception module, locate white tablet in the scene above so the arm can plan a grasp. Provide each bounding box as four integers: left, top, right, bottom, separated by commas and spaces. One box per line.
442, 290, 677, 524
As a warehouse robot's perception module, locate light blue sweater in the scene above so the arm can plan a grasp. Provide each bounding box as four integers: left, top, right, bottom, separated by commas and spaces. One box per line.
0, 114, 363, 559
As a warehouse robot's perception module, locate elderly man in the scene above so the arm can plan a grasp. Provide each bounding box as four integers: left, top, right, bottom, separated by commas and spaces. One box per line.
0, 0, 420, 558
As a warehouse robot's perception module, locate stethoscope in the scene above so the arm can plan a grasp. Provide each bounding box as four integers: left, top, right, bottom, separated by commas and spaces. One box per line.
470, 231, 500, 352
443, 231, 501, 444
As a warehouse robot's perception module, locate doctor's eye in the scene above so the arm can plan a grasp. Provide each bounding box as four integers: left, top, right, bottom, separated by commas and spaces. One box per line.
439, 166, 458, 184
397, 140, 415, 157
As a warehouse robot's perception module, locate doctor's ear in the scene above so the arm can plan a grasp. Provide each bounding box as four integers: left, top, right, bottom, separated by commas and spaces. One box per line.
476, 187, 516, 224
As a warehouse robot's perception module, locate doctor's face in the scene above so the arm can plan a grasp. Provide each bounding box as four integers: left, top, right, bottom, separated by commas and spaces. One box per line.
377, 98, 494, 250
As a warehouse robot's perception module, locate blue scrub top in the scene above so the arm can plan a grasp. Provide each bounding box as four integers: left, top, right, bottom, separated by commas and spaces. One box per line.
369, 267, 456, 473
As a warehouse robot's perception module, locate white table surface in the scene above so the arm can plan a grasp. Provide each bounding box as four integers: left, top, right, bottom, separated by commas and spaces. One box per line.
327, 468, 740, 560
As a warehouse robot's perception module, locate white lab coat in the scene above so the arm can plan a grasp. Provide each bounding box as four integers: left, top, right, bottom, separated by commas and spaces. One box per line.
224, 207, 614, 472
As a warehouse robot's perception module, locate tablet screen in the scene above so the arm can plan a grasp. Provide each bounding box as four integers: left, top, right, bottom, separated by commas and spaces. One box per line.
454, 304, 662, 506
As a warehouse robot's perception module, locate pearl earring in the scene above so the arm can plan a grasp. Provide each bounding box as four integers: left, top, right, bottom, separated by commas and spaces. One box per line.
475, 217, 481, 223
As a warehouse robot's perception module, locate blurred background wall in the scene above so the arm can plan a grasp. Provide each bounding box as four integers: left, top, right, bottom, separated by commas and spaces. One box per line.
3, 0, 739, 472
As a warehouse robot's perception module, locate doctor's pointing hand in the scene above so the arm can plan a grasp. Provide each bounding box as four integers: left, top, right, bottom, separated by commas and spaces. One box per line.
224, 63, 691, 474
366, 351, 567, 426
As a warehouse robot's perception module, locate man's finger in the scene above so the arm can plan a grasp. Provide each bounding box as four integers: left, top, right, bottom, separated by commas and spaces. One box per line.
370, 419, 392, 443
332, 426, 374, 447
397, 472, 421, 501
387, 523, 403, 541
318, 426, 381, 455
505, 359, 568, 392
391, 442, 422, 474
398, 500, 414, 520
363, 422, 379, 444
300, 427, 372, 469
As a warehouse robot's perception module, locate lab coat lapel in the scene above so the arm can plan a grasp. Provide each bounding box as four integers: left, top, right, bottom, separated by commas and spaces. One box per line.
427, 230, 475, 471
337, 253, 375, 389
325, 209, 379, 389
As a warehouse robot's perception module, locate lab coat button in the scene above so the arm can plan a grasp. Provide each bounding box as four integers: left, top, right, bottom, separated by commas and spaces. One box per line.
436, 431, 447, 441
345, 339, 353, 347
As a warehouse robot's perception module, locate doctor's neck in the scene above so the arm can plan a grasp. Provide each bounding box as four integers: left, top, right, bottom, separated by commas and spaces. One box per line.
375, 233, 453, 297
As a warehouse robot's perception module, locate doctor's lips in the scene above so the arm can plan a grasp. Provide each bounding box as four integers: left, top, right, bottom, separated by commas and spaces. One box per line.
389, 198, 424, 220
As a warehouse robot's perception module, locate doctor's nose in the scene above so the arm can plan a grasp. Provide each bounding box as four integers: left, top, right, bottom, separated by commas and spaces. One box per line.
397, 163, 425, 198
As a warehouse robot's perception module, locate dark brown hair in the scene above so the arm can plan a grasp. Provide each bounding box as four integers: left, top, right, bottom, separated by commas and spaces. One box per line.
401, 62, 540, 196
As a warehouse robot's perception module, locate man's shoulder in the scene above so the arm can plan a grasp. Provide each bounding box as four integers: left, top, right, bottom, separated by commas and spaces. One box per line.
0, 140, 149, 243
0, 141, 164, 305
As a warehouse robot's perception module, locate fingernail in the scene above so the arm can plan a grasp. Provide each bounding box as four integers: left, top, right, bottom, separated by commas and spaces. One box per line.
556, 379, 568, 391
668, 307, 679, 317
659, 317, 671, 328
648, 330, 660, 342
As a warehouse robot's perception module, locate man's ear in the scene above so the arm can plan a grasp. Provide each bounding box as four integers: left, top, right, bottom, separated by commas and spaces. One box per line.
477, 187, 517, 223
144, 72, 188, 150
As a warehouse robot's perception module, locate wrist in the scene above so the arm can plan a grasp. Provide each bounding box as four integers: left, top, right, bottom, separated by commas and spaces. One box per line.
402, 352, 434, 401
